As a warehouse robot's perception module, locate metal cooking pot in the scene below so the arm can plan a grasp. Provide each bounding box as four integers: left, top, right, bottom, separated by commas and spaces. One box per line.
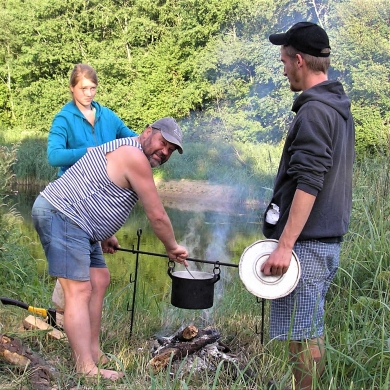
167, 265, 220, 309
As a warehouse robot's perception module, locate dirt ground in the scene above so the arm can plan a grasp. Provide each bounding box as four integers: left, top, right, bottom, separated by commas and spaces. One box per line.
155, 179, 261, 213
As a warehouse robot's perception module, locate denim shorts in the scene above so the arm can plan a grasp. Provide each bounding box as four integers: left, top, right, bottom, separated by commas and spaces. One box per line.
31, 195, 107, 281
269, 240, 340, 341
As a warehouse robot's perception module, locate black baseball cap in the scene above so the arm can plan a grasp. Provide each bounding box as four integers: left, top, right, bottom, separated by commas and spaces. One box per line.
269, 22, 331, 57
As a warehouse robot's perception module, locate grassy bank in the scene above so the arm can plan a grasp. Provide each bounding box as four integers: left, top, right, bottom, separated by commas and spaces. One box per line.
1, 140, 390, 388
4, 129, 282, 202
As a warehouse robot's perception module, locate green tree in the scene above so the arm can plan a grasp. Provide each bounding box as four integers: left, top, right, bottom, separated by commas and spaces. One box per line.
1, 0, 390, 158
331, 0, 390, 155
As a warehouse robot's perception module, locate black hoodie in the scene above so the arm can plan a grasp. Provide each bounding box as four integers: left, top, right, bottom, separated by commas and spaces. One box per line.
263, 80, 355, 241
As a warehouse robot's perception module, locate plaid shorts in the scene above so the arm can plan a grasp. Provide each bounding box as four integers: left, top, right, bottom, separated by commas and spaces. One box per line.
269, 240, 340, 341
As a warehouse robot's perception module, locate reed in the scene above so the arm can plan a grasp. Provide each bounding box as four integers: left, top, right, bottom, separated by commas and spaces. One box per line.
2, 127, 57, 184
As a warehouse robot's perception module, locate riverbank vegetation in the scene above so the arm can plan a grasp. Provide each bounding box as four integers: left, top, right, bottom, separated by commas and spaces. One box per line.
1, 0, 390, 163
1, 0, 390, 388
1, 0, 389, 185
1, 144, 390, 388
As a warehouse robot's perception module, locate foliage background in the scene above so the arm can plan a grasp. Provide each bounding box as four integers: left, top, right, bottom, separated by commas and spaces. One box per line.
1, 0, 389, 159
1, 1, 390, 388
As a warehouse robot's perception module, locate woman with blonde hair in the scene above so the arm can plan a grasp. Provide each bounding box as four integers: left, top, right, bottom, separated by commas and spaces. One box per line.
48, 63, 137, 176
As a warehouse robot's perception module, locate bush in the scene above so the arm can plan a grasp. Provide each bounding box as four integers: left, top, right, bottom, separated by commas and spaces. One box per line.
352, 104, 389, 158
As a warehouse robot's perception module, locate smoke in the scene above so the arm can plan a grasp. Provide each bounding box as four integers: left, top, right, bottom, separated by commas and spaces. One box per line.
158, 212, 236, 332
204, 214, 234, 316
179, 214, 205, 268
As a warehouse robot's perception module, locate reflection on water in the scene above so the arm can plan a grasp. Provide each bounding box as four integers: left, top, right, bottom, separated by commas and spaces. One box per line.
10, 186, 264, 330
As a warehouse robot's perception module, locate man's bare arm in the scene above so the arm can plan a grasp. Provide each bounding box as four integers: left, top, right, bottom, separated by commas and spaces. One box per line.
106, 146, 188, 263
261, 189, 316, 275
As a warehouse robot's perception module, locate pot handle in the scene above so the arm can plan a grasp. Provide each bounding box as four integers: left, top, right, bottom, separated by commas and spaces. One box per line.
167, 260, 175, 279
210, 262, 221, 284
211, 273, 220, 284
211, 261, 221, 284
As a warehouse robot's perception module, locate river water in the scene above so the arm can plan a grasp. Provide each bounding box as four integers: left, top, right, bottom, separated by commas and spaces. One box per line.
10, 186, 264, 324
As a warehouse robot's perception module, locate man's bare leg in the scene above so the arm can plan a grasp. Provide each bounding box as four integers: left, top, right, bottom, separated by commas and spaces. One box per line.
89, 267, 110, 365
59, 277, 123, 380
289, 337, 325, 390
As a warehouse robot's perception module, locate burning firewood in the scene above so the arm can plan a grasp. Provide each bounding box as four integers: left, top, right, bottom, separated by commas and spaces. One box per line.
179, 324, 198, 340
149, 326, 256, 381
0, 334, 59, 390
149, 326, 221, 373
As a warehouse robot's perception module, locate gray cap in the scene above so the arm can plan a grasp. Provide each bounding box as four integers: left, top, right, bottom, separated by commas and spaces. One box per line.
150, 117, 183, 154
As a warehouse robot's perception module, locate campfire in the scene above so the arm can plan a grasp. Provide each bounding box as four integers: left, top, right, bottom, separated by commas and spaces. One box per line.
149, 325, 241, 376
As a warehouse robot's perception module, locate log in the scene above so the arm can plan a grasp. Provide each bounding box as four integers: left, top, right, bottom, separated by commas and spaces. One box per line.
23, 315, 67, 340
149, 326, 220, 373
0, 334, 59, 390
179, 325, 198, 341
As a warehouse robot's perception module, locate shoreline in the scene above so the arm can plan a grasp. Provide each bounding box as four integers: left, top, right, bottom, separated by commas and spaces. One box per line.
155, 179, 263, 214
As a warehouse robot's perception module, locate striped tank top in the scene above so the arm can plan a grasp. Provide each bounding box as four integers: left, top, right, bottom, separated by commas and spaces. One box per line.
41, 137, 142, 241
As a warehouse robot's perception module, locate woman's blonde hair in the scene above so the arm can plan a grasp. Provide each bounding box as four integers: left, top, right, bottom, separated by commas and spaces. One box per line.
69, 64, 98, 87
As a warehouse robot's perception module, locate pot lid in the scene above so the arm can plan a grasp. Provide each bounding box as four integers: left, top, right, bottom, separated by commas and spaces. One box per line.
239, 239, 301, 299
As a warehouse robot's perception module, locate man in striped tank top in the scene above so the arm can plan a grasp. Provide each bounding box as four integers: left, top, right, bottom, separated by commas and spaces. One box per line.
32, 117, 187, 381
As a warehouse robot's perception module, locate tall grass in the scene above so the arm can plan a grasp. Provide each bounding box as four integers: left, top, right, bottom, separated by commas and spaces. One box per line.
0, 144, 51, 324
323, 157, 390, 389
14, 137, 57, 184
2, 127, 59, 185
1, 137, 390, 388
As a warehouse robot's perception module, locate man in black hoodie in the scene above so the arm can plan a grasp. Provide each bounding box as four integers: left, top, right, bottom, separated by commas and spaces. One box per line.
262, 22, 355, 389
